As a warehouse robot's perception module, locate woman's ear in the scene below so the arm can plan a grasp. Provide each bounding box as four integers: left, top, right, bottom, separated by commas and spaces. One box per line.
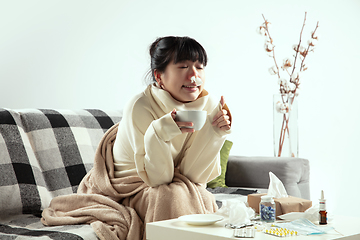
154, 70, 163, 87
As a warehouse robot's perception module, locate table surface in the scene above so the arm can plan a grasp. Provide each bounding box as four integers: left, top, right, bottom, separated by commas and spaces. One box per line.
146, 215, 360, 240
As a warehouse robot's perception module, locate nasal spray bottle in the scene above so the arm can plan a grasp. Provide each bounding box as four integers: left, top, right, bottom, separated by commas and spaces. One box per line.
319, 190, 327, 225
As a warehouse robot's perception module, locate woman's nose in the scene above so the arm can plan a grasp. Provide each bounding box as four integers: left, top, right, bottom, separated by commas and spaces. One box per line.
189, 67, 199, 79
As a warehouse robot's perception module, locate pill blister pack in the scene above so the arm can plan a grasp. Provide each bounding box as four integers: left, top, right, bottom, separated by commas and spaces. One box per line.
264, 227, 298, 237
234, 228, 255, 238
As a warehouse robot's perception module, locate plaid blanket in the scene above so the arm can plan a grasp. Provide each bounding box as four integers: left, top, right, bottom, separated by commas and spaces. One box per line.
0, 108, 122, 239
0, 215, 97, 240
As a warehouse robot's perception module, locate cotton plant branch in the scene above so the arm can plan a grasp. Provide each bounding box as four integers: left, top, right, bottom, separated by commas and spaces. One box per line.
290, 12, 307, 78
291, 16, 319, 98
259, 12, 319, 96
258, 12, 320, 157
261, 14, 281, 79
299, 21, 319, 73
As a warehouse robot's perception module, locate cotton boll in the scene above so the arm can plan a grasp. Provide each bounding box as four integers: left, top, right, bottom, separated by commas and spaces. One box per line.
278, 78, 287, 86
299, 45, 306, 53
308, 39, 318, 46
282, 58, 293, 69
290, 72, 300, 82
264, 43, 274, 52
283, 84, 291, 93
276, 101, 288, 113
289, 82, 296, 91
269, 66, 278, 75
292, 44, 299, 52
282, 103, 289, 113
257, 26, 266, 36
280, 78, 289, 87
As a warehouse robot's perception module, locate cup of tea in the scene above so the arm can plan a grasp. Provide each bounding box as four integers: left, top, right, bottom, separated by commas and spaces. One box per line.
175, 110, 207, 131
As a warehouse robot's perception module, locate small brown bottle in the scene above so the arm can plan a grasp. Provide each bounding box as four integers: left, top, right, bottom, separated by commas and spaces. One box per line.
319, 190, 327, 225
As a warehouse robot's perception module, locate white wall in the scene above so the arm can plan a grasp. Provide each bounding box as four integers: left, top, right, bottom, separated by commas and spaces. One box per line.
1, 0, 359, 217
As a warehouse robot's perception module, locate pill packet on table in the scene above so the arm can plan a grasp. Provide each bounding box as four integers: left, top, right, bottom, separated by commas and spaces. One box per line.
234, 228, 255, 238
225, 223, 255, 229
264, 227, 298, 237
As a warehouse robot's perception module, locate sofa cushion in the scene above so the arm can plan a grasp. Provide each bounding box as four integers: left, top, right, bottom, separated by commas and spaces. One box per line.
0, 109, 42, 217
0, 108, 122, 218
207, 140, 233, 188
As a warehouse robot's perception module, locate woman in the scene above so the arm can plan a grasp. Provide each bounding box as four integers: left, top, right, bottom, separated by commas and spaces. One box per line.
112, 36, 231, 188
42, 36, 231, 240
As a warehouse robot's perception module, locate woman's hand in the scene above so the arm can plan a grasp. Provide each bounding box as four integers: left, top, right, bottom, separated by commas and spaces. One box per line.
212, 96, 231, 131
171, 109, 195, 133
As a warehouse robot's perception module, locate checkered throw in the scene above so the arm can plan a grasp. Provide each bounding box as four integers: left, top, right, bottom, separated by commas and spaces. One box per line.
0, 108, 122, 239
0, 214, 98, 240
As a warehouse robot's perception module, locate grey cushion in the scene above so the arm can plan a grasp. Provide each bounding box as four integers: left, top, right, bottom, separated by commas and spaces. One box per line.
225, 156, 310, 199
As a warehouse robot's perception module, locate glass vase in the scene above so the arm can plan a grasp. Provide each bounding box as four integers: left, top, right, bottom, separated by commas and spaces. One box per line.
273, 93, 298, 157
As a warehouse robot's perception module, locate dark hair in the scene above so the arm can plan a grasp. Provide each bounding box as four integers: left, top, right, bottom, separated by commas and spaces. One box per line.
148, 36, 208, 83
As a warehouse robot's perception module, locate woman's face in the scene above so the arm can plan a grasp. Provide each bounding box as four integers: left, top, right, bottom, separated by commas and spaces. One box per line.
156, 60, 205, 103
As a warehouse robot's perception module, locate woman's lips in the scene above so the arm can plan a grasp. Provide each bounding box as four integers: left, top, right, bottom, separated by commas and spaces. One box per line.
182, 85, 199, 92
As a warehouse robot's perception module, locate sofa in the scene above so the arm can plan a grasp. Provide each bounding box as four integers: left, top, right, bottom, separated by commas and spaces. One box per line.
0, 108, 310, 239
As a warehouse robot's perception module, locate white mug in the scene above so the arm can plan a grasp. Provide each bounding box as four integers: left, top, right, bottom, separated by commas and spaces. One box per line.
175, 110, 207, 131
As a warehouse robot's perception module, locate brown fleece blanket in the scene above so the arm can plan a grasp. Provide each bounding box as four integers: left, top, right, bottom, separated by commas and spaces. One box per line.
41, 123, 218, 240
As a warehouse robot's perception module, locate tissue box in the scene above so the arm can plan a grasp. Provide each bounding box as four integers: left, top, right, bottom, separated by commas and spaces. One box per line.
247, 193, 312, 217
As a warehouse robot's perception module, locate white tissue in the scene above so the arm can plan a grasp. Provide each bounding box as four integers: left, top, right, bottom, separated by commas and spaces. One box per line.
216, 199, 255, 225
190, 76, 203, 86
267, 172, 288, 198
277, 204, 322, 223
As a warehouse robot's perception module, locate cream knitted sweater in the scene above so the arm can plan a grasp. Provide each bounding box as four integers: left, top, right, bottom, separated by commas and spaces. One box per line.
113, 84, 231, 187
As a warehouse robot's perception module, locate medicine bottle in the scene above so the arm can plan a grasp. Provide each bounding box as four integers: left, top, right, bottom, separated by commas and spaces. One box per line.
260, 195, 276, 222
319, 190, 327, 225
